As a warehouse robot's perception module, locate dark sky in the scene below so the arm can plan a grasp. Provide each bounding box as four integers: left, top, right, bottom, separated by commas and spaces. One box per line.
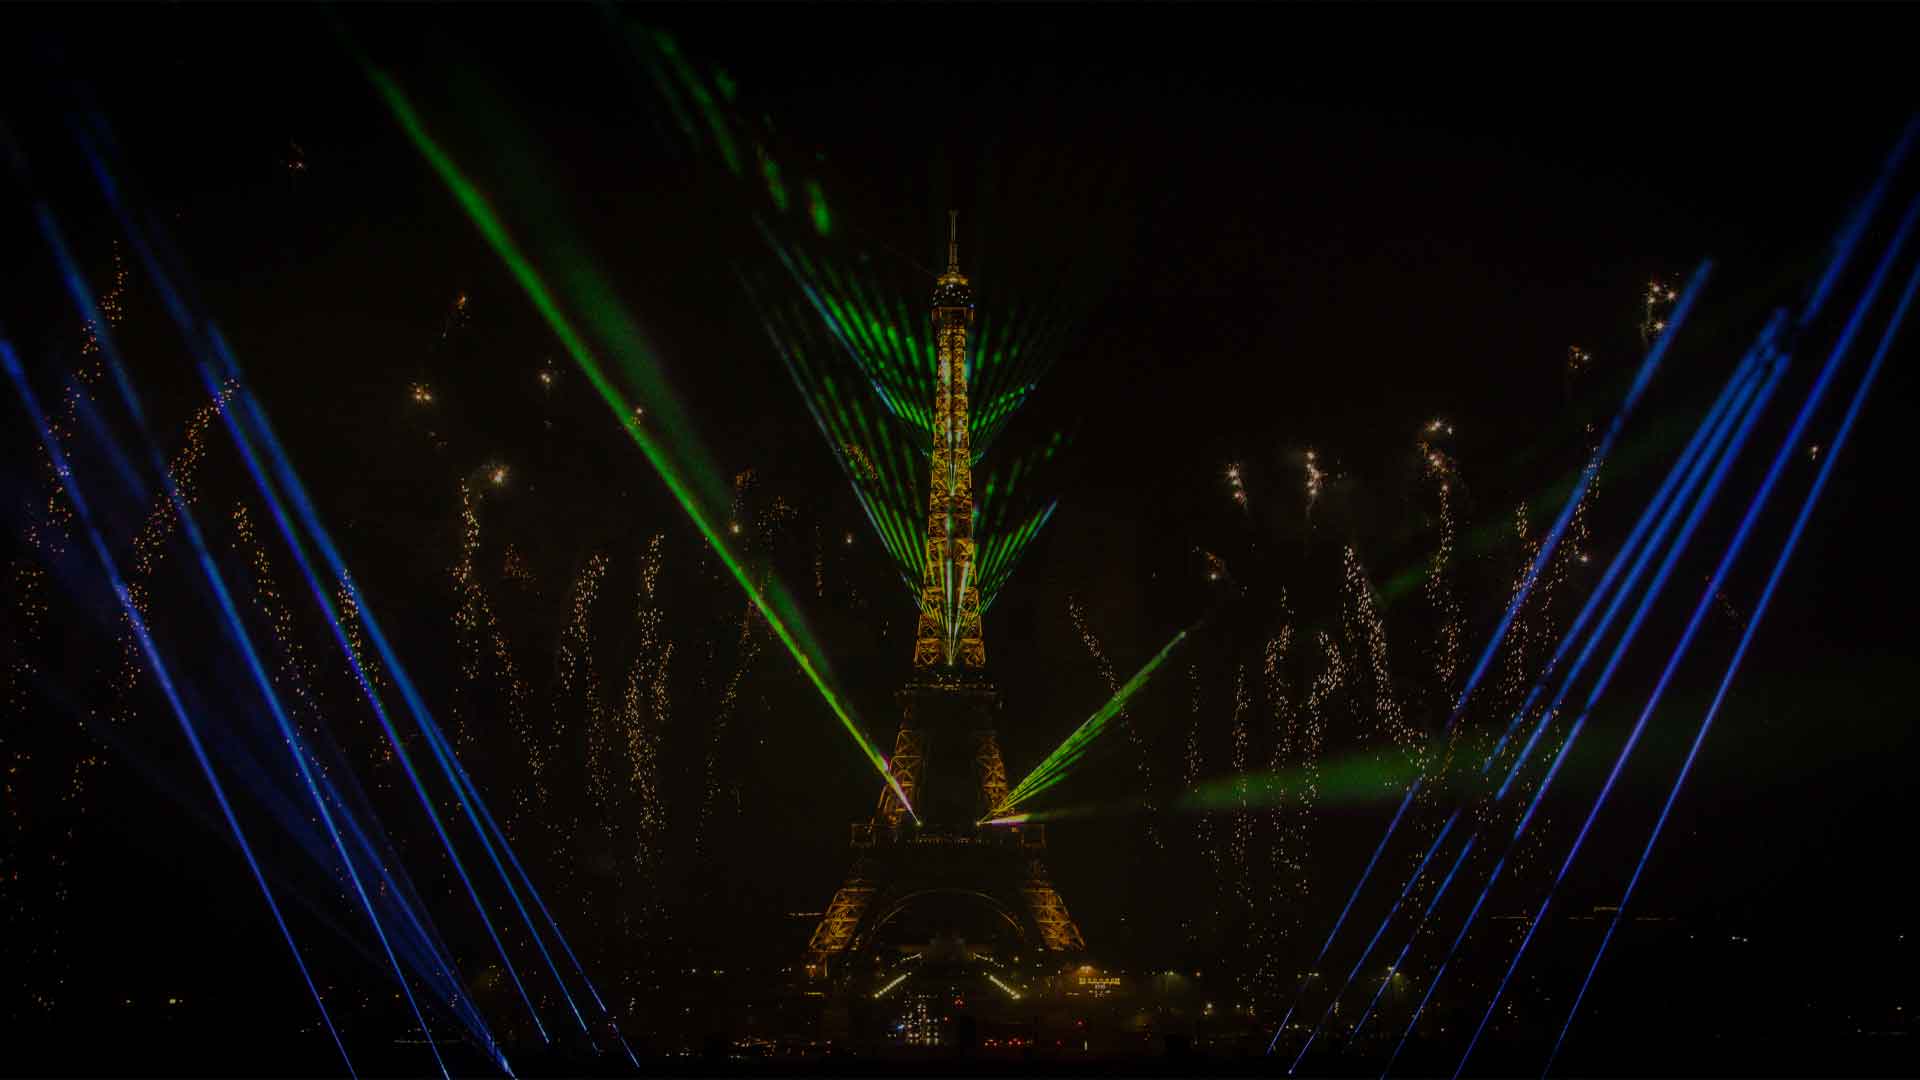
4, 2, 1917, 1067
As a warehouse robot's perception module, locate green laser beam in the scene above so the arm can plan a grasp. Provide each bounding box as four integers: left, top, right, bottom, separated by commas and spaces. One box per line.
986, 747, 1426, 826
997, 625, 1196, 812
367, 64, 914, 819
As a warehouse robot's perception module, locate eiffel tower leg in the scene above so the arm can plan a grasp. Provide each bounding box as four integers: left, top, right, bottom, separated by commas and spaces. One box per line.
1020, 857, 1087, 953
805, 859, 879, 980
876, 725, 923, 828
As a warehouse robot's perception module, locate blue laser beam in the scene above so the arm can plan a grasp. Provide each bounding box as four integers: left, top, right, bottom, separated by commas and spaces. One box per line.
1349, 835, 1477, 1043
1383, 854, 1505, 1078
1453, 191, 1920, 1080
216, 340, 578, 1043
1799, 117, 1918, 328
1498, 339, 1775, 807
33, 210, 461, 1077
74, 110, 585, 1049
1321, 320, 1772, 1059
79, 106, 643, 1061
73, 125, 555, 1051
1451, 263, 1712, 724
1481, 325, 1775, 776
1445, 348, 1786, 1067
2, 340, 356, 1077
1291, 810, 1460, 1072
43, 233, 506, 1073
1390, 325, 1790, 1077
1544, 248, 1920, 1080
1267, 780, 1417, 1051
1268, 262, 1709, 1056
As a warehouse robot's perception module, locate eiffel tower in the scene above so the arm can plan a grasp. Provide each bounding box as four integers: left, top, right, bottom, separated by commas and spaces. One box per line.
803, 213, 1086, 980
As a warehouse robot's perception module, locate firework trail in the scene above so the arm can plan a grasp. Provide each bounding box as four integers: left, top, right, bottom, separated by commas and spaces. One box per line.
501, 544, 536, 589
1303, 449, 1325, 530
1066, 596, 1158, 848
1421, 436, 1464, 709
4, 251, 121, 1011
593, 534, 678, 1008
1339, 547, 1423, 767
9, 253, 126, 829
1228, 664, 1256, 996
624, 536, 670, 885
1227, 462, 1249, 512
77, 244, 126, 359
1640, 277, 1679, 345
695, 485, 773, 854
1250, 626, 1305, 1006
450, 481, 538, 812
1183, 662, 1206, 950
560, 552, 613, 810
103, 383, 237, 727
334, 571, 395, 778
1299, 633, 1342, 811
230, 504, 331, 752
1484, 478, 1597, 797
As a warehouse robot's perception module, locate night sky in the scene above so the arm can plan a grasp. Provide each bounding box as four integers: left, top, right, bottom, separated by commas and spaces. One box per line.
4, 5, 1918, 1074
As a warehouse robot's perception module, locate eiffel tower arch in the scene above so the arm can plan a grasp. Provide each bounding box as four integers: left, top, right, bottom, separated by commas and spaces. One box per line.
804, 678, 1086, 978
804, 214, 1085, 981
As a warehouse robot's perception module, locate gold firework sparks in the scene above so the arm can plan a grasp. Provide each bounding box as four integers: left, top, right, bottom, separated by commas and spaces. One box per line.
1341, 547, 1423, 767
450, 481, 535, 805
1067, 596, 1159, 848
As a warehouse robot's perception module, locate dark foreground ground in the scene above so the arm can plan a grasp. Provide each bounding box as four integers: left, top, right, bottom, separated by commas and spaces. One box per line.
17, 1029, 1913, 1078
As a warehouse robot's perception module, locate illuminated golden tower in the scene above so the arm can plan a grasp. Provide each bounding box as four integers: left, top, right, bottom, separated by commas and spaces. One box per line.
804, 213, 1084, 982
912, 210, 987, 670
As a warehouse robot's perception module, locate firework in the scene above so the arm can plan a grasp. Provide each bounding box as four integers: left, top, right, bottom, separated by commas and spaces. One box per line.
1227, 664, 1255, 998
1248, 626, 1305, 1006
450, 480, 537, 808
79, 245, 127, 358
501, 545, 536, 588
231, 504, 329, 752
1424, 446, 1464, 707
1304, 448, 1325, 521
1640, 277, 1679, 343
440, 291, 470, 342
104, 385, 238, 725
335, 572, 395, 776
1341, 547, 1423, 765
560, 554, 613, 812
1198, 547, 1229, 584
1066, 597, 1158, 846
625, 534, 671, 878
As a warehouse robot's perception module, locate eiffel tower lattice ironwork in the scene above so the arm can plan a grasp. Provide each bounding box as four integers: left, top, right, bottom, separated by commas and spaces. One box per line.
804, 213, 1085, 979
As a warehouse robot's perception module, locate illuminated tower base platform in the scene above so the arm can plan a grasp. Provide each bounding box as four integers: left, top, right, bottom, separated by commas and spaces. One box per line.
804, 674, 1084, 981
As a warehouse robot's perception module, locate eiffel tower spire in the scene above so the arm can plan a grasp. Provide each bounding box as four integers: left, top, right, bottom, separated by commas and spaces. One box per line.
913, 211, 985, 669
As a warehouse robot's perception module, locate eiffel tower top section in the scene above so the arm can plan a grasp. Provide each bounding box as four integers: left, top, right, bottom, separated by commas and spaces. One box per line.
931, 209, 975, 310
912, 211, 987, 671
